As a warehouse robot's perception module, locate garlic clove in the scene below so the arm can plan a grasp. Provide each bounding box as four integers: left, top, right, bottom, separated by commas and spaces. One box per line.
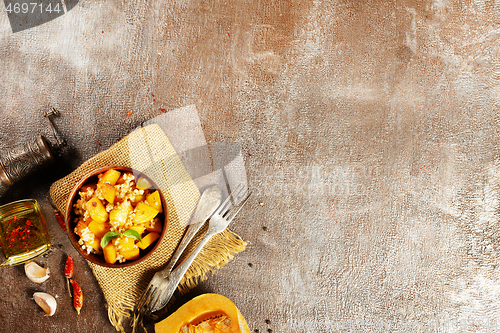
33, 292, 57, 316
25, 262, 50, 283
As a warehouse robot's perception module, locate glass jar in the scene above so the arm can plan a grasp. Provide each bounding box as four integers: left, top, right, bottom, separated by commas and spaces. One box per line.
0, 199, 51, 266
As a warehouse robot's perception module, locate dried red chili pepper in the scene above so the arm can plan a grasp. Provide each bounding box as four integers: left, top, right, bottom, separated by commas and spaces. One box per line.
64, 255, 74, 297
70, 279, 83, 314
47, 196, 66, 231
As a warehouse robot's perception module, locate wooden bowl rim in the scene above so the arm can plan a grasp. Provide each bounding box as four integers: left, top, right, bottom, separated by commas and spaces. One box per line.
65, 166, 168, 268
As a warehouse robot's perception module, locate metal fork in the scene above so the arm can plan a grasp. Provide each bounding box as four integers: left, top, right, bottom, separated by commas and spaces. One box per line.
133, 185, 251, 323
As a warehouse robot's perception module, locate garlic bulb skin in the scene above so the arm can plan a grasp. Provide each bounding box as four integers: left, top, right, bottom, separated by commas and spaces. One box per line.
33, 292, 57, 316
25, 262, 50, 283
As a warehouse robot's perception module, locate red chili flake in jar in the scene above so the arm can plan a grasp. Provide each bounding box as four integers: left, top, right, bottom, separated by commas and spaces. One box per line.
0, 200, 51, 266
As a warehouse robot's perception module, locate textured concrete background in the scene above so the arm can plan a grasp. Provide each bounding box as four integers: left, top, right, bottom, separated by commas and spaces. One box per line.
1, 0, 500, 332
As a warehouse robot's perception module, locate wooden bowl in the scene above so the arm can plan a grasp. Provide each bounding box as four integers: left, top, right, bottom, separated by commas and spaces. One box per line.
65, 166, 168, 268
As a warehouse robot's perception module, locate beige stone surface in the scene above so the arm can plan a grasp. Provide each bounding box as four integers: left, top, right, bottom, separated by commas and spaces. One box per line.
1, 0, 500, 332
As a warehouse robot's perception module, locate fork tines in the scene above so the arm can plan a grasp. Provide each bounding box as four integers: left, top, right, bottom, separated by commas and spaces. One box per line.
216, 184, 248, 216
224, 188, 252, 220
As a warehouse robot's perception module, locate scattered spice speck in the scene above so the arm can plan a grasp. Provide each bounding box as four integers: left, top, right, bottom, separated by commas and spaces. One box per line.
262, 226, 268, 231
123, 110, 133, 124
265, 319, 271, 325
160, 108, 166, 113
248, 263, 253, 268
96, 142, 101, 146
259, 202, 264, 206
228, 33, 230, 37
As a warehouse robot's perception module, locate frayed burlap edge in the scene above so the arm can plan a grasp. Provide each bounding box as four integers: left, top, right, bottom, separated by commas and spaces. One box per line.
179, 230, 247, 293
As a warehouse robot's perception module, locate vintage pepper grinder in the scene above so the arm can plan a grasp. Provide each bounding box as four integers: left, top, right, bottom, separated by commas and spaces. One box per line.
0, 107, 66, 197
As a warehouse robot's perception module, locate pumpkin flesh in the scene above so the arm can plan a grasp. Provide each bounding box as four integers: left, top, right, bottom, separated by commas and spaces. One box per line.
155, 294, 250, 333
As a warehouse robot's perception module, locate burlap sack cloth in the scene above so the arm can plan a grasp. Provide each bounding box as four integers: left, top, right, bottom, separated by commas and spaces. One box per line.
49, 124, 247, 332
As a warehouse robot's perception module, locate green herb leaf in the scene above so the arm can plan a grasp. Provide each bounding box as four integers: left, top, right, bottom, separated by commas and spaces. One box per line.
101, 231, 121, 249
122, 229, 142, 242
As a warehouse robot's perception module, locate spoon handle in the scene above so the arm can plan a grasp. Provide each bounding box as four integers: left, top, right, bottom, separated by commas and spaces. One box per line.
160, 220, 205, 277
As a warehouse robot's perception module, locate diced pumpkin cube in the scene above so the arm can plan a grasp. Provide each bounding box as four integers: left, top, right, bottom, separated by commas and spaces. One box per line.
87, 237, 101, 252
98, 169, 121, 186
119, 247, 140, 260
146, 191, 162, 213
75, 220, 89, 236
128, 224, 146, 235
99, 183, 116, 203
116, 236, 136, 252
145, 217, 162, 233
116, 172, 134, 185
80, 184, 96, 194
131, 193, 144, 204
136, 177, 152, 190
137, 232, 160, 250
109, 200, 132, 228
88, 220, 111, 239
103, 243, 117, 264
133, 202, 159, 224
85, 196, 108, 223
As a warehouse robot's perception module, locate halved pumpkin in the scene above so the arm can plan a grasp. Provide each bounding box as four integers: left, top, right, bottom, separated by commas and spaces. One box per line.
155, 293, 250, 333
